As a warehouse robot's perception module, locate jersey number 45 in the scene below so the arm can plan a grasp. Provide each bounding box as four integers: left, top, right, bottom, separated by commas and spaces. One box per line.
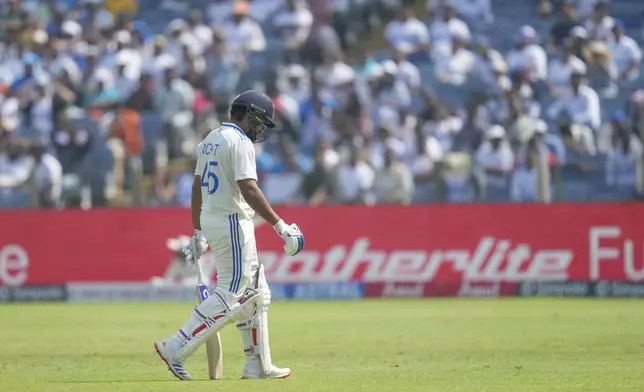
201, 161, 219, 195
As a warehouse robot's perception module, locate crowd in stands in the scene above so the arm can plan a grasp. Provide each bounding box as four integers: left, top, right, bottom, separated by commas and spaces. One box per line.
0, 0, 643, 209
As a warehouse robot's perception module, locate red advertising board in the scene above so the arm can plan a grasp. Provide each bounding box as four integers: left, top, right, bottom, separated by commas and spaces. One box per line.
0, 204, 643, 286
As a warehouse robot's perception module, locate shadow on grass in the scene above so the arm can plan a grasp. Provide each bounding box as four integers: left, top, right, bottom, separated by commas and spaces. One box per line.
50, 379, 220, 384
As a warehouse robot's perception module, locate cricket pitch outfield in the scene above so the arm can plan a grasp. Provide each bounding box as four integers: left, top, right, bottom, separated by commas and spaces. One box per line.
1, 299, 642, 392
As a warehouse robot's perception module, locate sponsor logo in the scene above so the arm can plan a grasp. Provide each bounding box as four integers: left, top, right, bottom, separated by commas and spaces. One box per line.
381, 283, 425, 298
518, 281, 590, 297
458, 282, 501, 298
259, 237, 573, 283
592, 281, 644, 298
0, 285, 68, 302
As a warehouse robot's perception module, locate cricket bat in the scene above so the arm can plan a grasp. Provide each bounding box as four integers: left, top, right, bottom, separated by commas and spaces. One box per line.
194, 254, 224, 379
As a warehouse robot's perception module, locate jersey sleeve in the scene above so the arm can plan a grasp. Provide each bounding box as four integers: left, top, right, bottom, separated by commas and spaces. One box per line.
194, 143, 203, 176
233, 140, 258, 181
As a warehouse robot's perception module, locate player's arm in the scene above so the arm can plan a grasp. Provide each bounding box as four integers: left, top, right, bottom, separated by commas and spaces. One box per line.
181, 151, 207, 264
235, 141, 303, 256
238, 179, 280, 225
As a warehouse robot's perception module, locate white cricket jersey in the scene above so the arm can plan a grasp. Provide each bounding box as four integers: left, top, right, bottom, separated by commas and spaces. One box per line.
194, 122, 257, 219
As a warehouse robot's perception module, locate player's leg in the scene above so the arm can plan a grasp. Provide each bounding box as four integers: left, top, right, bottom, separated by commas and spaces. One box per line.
233, 218, 291, 379
154, 215, 260, 380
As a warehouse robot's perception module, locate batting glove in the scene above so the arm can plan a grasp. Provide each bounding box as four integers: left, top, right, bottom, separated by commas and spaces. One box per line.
274, 220, 305, 256
181, 230, 208, 264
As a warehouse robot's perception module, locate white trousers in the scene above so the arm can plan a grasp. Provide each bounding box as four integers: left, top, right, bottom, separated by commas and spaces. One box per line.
201, 213, 259, 296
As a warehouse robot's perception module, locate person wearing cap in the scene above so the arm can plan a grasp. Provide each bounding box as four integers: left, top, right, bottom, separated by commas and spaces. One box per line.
548, 42, 587, 96
154, 90, 300, 380
221, 1, 266, 53
548, 66, 601, 130
434, 28, 475, 86
273, 0, 313, 50
506, 25, 548, 82
475, 124, 514, 174
607, 20, 642, 81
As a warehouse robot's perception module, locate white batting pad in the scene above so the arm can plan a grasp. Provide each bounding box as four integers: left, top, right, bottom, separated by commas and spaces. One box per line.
175, 288, 259, 363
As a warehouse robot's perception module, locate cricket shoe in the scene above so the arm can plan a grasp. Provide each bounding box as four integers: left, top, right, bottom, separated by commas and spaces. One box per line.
241, 358, 291, 379
154, 339, 192, 380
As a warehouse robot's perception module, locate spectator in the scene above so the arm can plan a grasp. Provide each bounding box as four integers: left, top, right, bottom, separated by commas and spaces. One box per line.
368, 125, 406, 170
128, 73, 155, 112
549, 0, 580, 49
506, 25, 548, 82
547, 42, 587, 96
548, 69, 601, 130
608, 21, 642, 82
108, 104, 143, 203
335, 147, 374, 204
511, 146, 541, 202
299, 142, 335, 206
221, 1, 266, 54
51, 112, 94, 176
262, 137, 307, 205
585, 40, 617, 96
154, 65, 195, 161
373, 147, 414, 205
273, 0, 313, 51
391, 48, 420, 95
113, 53, 139, 101
84, 68, 120, 109
0, 133, 33, 196
475, 125, 514, 174
431, 0, 493, 25
206, 29, 246, 102
384, 7, 430, 56
372, 60, 411, 130
429, 4, 471, 59
31, 141, 62, 209
473, 36, 508, 93
278, 63, 311, 104
434, 30, 476, 86
605, 125, 644, 193
583, 1, 614, 41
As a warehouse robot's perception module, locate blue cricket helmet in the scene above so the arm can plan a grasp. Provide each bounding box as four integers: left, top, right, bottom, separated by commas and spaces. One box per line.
231, 90, 276, 143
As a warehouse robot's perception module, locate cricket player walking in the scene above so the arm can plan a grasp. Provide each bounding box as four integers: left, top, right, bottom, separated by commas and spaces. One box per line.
154, 90, 304, 380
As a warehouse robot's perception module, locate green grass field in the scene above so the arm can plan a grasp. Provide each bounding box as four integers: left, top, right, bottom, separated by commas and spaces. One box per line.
0, 299, 643, 392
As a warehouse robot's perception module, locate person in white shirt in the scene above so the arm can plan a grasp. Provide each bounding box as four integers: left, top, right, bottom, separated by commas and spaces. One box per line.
475, 125, 514, 173
605, 126, 644, 192
584, 1, 614, 41
278, 63, 311, 103
392, 48, 421, 95
384, 7, 430, 56
221, 1, 266, 53
511, 150, 541, 202
32, 143, 62, 208
373, 147, 414, 205
548, 43, 587, 96
429, 4, 471, 58
434, 30, 476, 85
506, 25, 548, 82
273, 0, 313, 50
155, 90, 300, 381
473, 36, 509, 92
608, 21, 642, 81
427, 0, 493, 24
548, 70, 601, 130
368, 125, 407, 170
336, 147, 375, 204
